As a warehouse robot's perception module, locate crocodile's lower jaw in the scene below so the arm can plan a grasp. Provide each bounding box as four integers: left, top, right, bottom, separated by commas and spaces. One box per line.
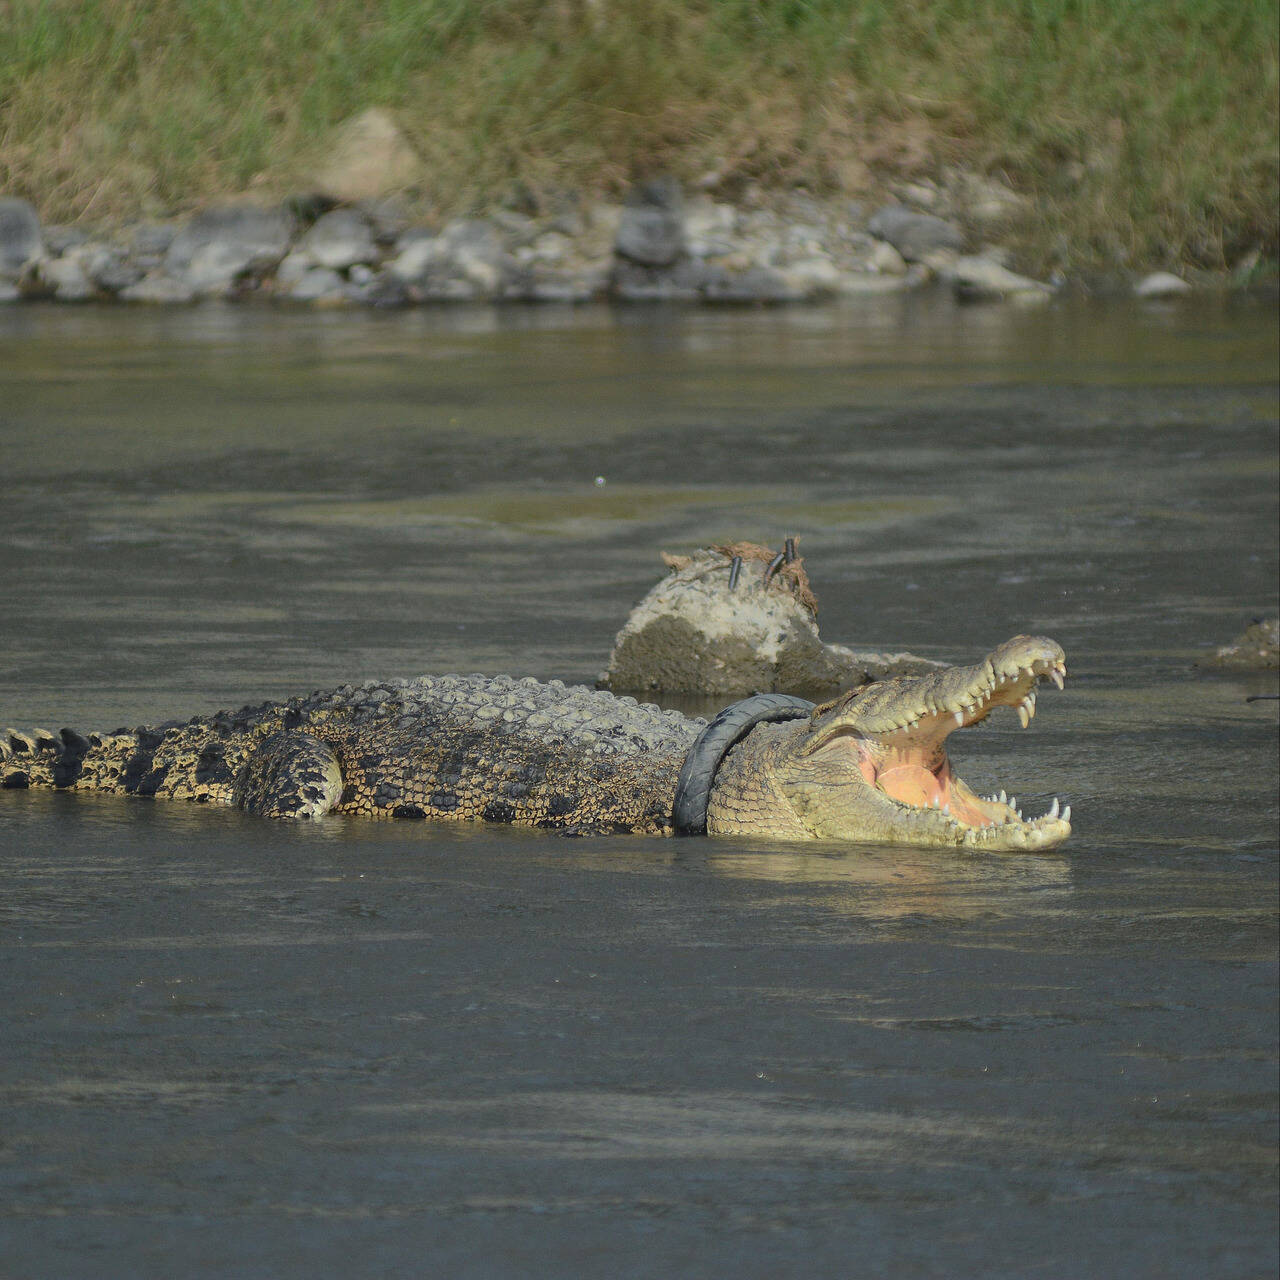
957, 813, 1072, 850
828, 738, 1073, 849
866, 750, 1070, 834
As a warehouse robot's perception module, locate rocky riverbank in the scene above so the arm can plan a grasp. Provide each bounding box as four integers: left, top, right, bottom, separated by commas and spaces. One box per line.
0, 173, 1199, 311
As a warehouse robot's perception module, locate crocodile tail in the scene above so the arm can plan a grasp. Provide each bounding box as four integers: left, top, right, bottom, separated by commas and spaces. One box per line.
2, 724, 138, 793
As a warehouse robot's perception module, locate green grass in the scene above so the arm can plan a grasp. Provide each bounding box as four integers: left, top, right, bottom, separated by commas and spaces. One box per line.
1, 0, 1276, 270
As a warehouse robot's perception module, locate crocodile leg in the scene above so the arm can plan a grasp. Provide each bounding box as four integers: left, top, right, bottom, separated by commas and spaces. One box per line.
232, 731, 343, 819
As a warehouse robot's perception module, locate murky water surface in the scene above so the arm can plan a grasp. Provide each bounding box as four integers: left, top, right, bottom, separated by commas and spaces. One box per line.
1, 296, 1276, 1278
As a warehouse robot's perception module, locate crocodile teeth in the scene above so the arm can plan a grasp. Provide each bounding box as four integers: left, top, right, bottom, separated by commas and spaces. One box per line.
1017, 704, 1030, 728
999, 789, 1008, 805
1062, 805, 1072, 823
1047, 797, 1060, 820
953, 711, 964, 726
1050, 670, 1065, 690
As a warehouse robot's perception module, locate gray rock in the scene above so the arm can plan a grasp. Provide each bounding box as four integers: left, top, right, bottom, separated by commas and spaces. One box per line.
82, 245, 144, 294
40, 254, 95, 301
611, 256, 705, 302
949, 254, 1054, 303
286, 266, 348, 303
974, 243, 1014, 268
686, 234, 738, 260
356, 197, 411, 246
445, 231, 509, 299
599, 544, 944, 698
165, 204, 293, 295
393, 225, 434, 247
119, 272, 197, 304
684, 198, 737, 257
919, 246, 961, 273
1135, 271, 1191, 298
1200, 617, 1279, 670
442, 218, 504, 255
417, 276, 489, 302
391, 218, 515, 301
515, 231, 572, 266
0, 197, 42, 282
297, 208, 377, 270
867, 238, 908, 275
388, 232, 437, 282
521, 267, 609, 304
701, 264, 806, 304
950, 171, 1028, 225
547, 199, 586, 239
868, 205, 964, 262
43, 225, 88, 256
583, 201, 623, 245
600, 545, 837, 697
131, 222, 178, 258
778, 257, 843, 297
781, 222, 827, 257
896, 180, 941, 211
497, 262, 536, 301
354, 269, 410, 307
167, 204, 292, 268
310, 108, 420, 203
615, 178, 685, 267
488, 208, 541, 248
184, 243, 270, 295
836, 271, 923, 295
274, 251, 313, 289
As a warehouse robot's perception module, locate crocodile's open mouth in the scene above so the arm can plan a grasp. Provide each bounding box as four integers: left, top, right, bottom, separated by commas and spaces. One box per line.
806, 636, 1070, 841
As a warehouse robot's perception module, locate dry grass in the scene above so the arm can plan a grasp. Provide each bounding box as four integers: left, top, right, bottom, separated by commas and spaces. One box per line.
1, 0, 1276, 270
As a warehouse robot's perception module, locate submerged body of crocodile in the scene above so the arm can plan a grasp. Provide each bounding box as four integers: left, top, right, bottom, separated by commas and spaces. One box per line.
2, 636, 1073, 850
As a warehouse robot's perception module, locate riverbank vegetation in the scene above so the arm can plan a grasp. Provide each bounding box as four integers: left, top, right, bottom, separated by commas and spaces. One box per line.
1, 0, 1276, 271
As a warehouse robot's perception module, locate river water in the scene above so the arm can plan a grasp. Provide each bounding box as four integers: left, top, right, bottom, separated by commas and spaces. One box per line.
1, 295, 1276, 1278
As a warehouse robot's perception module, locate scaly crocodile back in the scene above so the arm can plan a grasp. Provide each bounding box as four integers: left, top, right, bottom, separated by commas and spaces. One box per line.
4, 675, 704, 833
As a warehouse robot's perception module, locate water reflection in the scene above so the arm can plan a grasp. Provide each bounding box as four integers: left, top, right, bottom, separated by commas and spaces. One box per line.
698, 840, 1071, 893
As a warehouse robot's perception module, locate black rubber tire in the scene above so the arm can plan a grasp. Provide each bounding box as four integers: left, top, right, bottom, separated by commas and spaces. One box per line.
672, 693, 814, 836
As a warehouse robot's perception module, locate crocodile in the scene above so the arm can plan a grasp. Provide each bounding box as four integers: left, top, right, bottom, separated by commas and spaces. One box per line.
2, 635, 1072, 849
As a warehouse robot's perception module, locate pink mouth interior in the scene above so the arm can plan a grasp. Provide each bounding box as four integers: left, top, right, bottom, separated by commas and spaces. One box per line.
851, 740, 992, 826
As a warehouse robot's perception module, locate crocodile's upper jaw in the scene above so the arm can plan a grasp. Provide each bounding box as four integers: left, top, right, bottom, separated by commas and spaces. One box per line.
787, 635, 1072, 850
